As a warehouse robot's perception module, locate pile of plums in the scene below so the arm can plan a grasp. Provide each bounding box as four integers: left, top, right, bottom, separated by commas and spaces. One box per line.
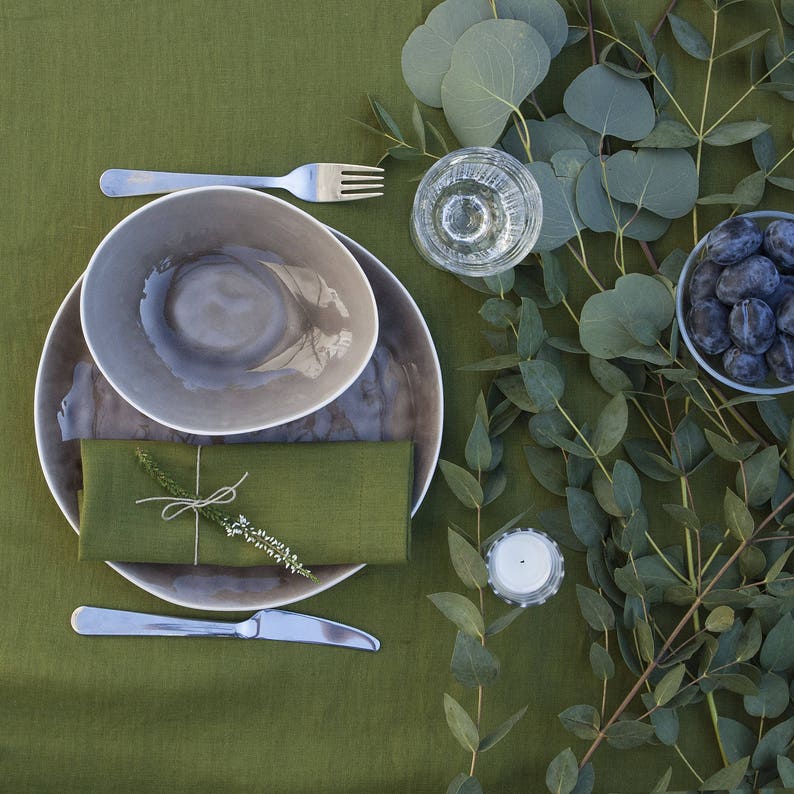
685, 216, 794, 385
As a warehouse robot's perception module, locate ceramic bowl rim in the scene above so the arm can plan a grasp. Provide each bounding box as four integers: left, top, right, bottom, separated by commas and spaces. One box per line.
79, 186, 379, 435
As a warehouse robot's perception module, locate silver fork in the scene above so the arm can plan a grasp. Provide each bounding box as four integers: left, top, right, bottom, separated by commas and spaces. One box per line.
99, 163, 384, 202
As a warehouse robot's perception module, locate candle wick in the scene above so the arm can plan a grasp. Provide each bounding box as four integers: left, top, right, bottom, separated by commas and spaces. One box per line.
520, 559, 525, 564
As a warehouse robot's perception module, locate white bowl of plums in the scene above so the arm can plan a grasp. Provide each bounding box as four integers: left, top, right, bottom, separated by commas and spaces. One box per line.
676, 211, 794, 394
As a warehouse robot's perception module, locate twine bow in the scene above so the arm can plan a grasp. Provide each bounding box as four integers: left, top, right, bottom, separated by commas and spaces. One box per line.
135, 446, 248, 565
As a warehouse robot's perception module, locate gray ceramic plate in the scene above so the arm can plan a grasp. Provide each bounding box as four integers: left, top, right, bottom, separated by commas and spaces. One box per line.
34, 229, 443, 611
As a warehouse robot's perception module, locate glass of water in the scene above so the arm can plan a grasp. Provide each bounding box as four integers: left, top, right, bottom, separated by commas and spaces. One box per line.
410, 147, 542, 277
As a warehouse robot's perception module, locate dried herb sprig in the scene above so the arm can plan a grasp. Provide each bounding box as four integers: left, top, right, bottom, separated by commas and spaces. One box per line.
135, 447, 318, 583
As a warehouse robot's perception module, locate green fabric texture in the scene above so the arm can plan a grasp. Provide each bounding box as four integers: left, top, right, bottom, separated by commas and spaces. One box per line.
78, 439, 414, 565
4, 1, 794, 792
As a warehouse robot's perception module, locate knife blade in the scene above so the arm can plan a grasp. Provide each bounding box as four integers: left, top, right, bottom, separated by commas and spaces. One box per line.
71, 606, 380, 651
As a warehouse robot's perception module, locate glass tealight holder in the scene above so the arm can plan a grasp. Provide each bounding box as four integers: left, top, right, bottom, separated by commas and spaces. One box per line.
486, 528, 564, 607
410, 147, 543, 277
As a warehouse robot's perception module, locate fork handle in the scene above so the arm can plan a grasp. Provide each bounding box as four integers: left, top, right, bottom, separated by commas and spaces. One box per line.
99, 168, 284, 197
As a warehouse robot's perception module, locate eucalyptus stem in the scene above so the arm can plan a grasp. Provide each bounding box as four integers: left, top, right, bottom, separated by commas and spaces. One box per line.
578, 489, 794, 770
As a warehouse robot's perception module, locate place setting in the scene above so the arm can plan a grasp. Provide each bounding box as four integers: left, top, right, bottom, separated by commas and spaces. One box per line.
34, 174, 445, 622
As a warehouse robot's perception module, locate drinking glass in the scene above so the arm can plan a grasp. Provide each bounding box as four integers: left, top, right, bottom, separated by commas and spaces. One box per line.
410, 147, 542, 277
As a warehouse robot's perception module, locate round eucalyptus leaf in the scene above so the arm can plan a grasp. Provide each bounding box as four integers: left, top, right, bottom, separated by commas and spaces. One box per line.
520, 359, 564, 411
545, 748, 579, 794
558, 704, 600, 740
401, 0, 493, 107
547, 112, 602, 155
579, 274, 675, 358
575, 156, 670, 241
524, 119, 589, 162
442, 19, 551, 146
589, 641, 615, 680
759, 611, 794, 672
604, 720, 655, 749
526, 161, 585, 251
562, 64, 655, 141
602, 149, 699, 219
451, 630, 500, 688
495, 0, 569, 58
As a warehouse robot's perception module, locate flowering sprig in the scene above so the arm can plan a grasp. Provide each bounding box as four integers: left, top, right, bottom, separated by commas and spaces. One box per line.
135, 447, 318, 583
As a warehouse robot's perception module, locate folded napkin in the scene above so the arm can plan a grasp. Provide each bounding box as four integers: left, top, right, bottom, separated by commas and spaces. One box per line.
78, 439, 414, 567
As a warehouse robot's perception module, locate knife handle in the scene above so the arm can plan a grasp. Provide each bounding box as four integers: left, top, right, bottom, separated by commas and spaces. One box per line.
71, 606, 238, 637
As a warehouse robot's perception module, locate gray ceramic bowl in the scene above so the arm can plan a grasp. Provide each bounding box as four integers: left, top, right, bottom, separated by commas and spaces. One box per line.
676, 210, 794, 395
80, 187, 379, 435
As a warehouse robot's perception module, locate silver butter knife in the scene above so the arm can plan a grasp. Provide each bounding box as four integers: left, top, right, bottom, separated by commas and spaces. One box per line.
71, 606, 380, 651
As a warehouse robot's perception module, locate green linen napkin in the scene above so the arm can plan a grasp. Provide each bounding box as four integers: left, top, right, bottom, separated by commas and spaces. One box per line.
78, 439, 413, 566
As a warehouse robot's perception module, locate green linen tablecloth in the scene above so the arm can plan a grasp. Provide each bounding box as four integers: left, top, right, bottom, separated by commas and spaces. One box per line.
4, 1, 793, 792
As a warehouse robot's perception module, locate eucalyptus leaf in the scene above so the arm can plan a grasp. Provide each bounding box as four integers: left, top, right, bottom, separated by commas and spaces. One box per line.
588, 357, 632, 395
442, 19, 551, 146
579, 274, 675, 359
736, 614, 762, 662
439, 459, 484, 508
525, 445, 567, 496
428, 592, 484, 638
576, 584, 615, 631
504, 119, 588, 163
743, 671, 789, 718
518, 297, 545, 359
724, 488, 754, 541
778, 755, 794, 788
752, 715, 794, 770
705, 605, 735, 633
718, 717, 756, 764
635, 119, 699, 149
765, 34, 794, 103
623, 438, 681, 482
759, 612, 794, 672
465, 414, 492, 472
447, 773, 482, 794
738, 545, 766, 579
495, 0, 569, 57
704, 120, 770, 146
738, 445, 780, 507
575, 156, 671, 241
589, 641, 615, 680
704, 429, 759, 462
545, 747, 579, 794
671, 413, 710, 473
478, 705, 528, 752
614, 565, 646, 598
654, 54, 674, 109
541, 250, 568, 305
526, 161, 585, 251
528, 406, 572, 447
558, 704, 600, 740
612, 460, 642, 516
566, 487, 609, 547
448, 529, 490, 590
540, 507, 586, 552
444, 692, 479, 752
603, 149, 699, 219
563, 64, 655, 140
650, 706, 679, 746
719, 29, 769, 59
460, 354, 522, 371
591, 393, 628, 455
758, 399, 790, 442
604, 719, 655, 749
697, 756, 749, 792
520, 359, 564, 411
784, 0, 794, 25
485, 606, 527, 637
547, 112, 602, 155
634, 21, 657, 68
654, 663, 686, 706
451, 630, 500, 688
400, 0, 493, 107
635, 618, 655, 662
668, 13, 711, 61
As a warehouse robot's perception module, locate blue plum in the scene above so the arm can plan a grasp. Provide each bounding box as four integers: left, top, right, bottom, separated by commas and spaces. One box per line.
764, 218, 794, 271
766, 333, 794, 383
686, 298, 731, 355
707, 217, 763, 265
689, 257, 721, 303
728, 298, 776, 354
764, 274, 794, 313
722, 346, 769, 384
777, 291, 794, 335
716, 254, 780, 305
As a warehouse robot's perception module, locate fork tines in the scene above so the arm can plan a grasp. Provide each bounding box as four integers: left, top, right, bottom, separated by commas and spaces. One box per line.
338, 164, 384, 200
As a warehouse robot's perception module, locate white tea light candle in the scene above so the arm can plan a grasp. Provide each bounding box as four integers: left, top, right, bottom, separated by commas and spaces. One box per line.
486, 528, 564, 607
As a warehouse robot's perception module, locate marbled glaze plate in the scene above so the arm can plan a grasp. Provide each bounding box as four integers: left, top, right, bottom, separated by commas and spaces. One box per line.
34, 229, 443, 611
